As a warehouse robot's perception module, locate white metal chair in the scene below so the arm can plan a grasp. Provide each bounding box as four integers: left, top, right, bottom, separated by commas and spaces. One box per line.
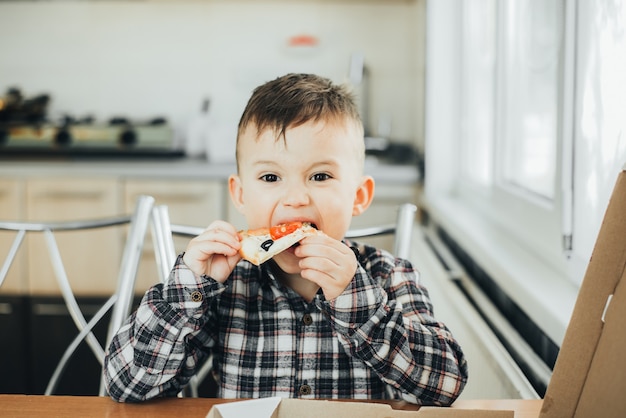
149, 202, 418, 397
0, 194, 155, 395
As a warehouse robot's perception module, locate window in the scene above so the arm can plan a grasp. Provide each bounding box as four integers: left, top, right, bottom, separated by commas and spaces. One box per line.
459, 0, 496, 188
457, 0, 567, 276
425, 0, 626, 345
500, 0, 561, 200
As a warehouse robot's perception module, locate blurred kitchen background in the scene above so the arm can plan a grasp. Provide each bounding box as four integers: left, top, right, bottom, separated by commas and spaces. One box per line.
1, 0, 625, 405
0, 0, 427, 399
0, 0, 424, 163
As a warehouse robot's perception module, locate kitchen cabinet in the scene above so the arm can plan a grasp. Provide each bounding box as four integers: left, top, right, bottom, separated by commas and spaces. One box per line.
25, 178, 123, 296
0, 295, 29, 394
0, 287, 112, 396
0, 178, 26, 295
124, 179, 224, 291
27, 296, 112, 395
4, 172, 418, 296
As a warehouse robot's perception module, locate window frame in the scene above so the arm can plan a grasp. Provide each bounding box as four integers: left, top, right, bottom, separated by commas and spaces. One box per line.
454, 0, 571, 279
423, 0, 582, 346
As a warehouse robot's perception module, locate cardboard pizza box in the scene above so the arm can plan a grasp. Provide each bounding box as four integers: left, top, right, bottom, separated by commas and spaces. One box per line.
540, 167, 626, 417
205, 397, 512, 418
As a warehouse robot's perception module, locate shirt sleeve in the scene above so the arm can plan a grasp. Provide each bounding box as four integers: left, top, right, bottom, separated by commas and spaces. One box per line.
318, 246, 468, 406
103, 254, 224, 402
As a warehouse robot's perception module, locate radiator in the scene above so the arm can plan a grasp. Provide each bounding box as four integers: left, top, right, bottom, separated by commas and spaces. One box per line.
410, 225, 547, 399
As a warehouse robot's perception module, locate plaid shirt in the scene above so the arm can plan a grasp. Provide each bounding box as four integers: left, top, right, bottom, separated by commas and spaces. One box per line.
104, 241, 467, 405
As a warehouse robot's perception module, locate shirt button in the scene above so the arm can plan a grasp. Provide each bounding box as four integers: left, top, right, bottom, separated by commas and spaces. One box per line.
302, 313, 313, 326
190, 291, 203, 302
299, 384, 312, 396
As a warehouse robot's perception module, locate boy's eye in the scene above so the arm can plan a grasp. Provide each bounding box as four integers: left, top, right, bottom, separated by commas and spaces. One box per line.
260, 174, 279, 182
311, 172, 331, 182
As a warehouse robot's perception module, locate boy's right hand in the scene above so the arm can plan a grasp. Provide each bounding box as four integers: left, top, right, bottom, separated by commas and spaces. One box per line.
182, 220, 242, 283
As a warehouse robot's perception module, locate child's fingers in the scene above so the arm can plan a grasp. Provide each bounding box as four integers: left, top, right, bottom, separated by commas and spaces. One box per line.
300, 266, 351, 300
189, 240, 240, 259
196, 221, 241, 246
182, 221, 242, 280
296, 238, 357, 300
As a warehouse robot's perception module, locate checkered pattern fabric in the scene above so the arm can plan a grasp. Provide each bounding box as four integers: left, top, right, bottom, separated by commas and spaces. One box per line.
104, 241, 467, 405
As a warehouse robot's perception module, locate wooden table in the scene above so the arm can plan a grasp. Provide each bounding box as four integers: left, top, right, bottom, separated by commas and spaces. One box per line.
0, 394, 543, 418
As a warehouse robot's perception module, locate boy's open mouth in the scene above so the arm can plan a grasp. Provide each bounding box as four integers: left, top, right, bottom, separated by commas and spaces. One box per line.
289, 224, 317, 250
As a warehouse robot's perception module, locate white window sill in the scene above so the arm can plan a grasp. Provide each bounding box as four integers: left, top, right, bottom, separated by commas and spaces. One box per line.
422, 195, 579, 346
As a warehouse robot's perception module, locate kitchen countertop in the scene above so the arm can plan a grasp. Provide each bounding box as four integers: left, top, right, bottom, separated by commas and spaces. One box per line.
0, 156, 420, 184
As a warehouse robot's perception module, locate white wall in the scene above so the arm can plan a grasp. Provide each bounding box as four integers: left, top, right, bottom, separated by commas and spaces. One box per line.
0, 0, 424, 152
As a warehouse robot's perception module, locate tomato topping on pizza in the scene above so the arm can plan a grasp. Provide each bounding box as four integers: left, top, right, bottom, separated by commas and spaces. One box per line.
270, 222, 303, 240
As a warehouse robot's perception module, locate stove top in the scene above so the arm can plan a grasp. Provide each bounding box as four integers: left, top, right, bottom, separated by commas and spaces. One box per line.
0, 88, 185, 159
0, 122, 184, 159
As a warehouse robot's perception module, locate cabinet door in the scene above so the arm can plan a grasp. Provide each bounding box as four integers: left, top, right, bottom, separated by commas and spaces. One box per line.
124, 179, 224, 290
25, 178, 122, 296
28, 296, 110, 395
0, 296, 29, 393
0, 179, 26, 294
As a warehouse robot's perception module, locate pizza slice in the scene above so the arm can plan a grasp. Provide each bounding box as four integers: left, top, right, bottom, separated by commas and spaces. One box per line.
238, 221, 319, 266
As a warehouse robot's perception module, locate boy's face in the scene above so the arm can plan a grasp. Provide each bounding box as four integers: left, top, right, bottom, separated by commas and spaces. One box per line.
229, 119, 374, 269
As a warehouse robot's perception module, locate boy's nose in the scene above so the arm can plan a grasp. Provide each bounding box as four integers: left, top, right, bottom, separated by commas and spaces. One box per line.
282, 183, 310, 207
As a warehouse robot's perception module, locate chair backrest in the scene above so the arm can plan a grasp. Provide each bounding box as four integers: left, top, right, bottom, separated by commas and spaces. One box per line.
0, 194, 154, 396
149, 202, 417, 397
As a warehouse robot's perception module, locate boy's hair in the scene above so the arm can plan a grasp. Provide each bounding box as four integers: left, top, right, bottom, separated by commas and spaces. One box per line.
236, 73, 363, 165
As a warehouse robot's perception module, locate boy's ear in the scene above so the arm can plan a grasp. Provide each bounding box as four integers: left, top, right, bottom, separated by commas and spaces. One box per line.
352, 175, 375, 216
228, 174, 245, 213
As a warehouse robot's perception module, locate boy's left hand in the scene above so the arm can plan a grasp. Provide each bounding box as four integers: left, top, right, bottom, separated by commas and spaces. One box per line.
295, 235, 357, 300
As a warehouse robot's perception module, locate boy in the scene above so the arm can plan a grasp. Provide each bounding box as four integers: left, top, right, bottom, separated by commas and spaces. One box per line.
104, 73, 468, 405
